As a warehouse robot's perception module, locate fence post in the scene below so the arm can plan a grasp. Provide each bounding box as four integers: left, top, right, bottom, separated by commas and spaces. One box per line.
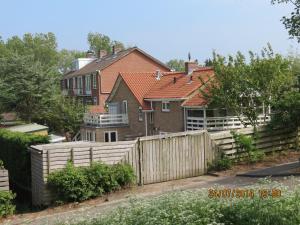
90, 147, 93, 165
71, 148, 74, 164
47, 150, 50, 175
137, 138, 143, 186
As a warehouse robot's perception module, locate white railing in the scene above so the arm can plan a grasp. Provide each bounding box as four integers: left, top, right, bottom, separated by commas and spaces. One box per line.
186, 114, 270, 131
84, 113, 129, 127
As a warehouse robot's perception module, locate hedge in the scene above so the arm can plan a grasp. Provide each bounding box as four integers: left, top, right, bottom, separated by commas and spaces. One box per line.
48, 162, 135, 203
0, 129, 49, 193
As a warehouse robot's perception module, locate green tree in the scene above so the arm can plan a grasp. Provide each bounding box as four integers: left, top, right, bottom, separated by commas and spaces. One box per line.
87, 32, 124, 53
58, 49, 85, 74
201, 45, 294, 129
272, 0, 300, 42
166, 59, 185, 71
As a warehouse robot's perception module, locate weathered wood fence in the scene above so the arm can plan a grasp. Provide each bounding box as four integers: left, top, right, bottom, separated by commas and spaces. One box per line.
210, 126, 300, 158
0, 169, 9, 191
30, 130, 217, 205
29, 127, 300, 206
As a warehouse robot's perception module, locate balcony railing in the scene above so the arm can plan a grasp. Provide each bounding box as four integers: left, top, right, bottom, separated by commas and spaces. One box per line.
186, 114, 270, 131
83, 113, 129, 127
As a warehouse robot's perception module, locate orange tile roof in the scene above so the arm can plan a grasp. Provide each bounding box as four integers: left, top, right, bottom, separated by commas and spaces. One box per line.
117, 68, 214, 109
182, 93, 207, 107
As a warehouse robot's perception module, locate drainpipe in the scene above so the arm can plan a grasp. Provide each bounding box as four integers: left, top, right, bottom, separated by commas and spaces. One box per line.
203, 107, 207, 130
145, 112, 148, 136
183, 108, 187, 131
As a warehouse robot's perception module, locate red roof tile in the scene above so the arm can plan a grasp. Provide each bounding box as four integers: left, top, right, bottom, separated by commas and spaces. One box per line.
182, 93, 207, 107
115, 68, 214, 109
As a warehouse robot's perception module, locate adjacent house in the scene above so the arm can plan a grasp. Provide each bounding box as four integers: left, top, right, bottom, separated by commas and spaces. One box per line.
62, 46, 170, 113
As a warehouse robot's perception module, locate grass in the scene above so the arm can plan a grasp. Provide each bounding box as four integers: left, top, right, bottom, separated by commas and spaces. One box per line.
71, 179, 300, 225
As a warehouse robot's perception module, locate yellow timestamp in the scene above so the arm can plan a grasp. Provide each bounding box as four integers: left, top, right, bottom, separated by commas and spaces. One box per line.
208, 188, 282, 199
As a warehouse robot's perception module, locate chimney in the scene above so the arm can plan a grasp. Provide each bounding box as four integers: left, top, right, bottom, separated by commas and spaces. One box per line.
86, 50, 94, 58
112, 45, 123, 54
98, 49, 107, 59
185, 61, 199, 75
156, 70, 162, 80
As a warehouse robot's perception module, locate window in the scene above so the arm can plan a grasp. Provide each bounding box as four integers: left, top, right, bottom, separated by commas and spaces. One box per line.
149, 112, 154, 124
73, 77, 76, 89
85, 75, 91, 92
92, 74, 97, 89
93, 97, 98, 105
104, 131, 118, 142
122, 100, 128, 114
138, 107, 143, 121
85, 131, 96, 142
162, 101, 170, 112
66, 79, 69, 89
78, 76, 83, 89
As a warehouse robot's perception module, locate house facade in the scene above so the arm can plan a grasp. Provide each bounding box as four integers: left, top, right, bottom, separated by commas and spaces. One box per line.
81, 61, 271, 142
62, 46, 170, 113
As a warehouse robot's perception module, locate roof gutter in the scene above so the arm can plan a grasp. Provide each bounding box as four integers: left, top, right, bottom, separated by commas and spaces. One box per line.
144, 98, 187, 102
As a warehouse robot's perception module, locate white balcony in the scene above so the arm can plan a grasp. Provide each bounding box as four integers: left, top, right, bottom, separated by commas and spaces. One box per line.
83, 113, 129, 127
186, 114, 270, 131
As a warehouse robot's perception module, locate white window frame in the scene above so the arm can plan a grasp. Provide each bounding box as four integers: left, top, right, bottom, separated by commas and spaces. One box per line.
104, 131, 118, 142
149, 112, 154, 124
122, 100, 128, 114
85, 131, 96, 142
162, 101, 170, 112
85, 75, 91, 92
92, 74, 97, 89
78, 76, 83, 89
138, 107, 143, 121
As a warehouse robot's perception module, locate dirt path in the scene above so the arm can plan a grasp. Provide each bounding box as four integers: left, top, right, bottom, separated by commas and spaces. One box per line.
2, 174, 300, 225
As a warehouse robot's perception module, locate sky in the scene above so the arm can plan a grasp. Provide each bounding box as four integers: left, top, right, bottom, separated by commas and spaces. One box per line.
0, 0, 297, 63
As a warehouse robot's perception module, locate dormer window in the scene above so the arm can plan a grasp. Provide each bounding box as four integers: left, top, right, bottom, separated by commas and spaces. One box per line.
162, 101, 170, 112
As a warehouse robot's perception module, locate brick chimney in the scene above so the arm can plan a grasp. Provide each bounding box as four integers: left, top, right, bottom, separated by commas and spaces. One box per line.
112, 45, 123, 54
98, 49, 107, 59
185, 61, 199, 75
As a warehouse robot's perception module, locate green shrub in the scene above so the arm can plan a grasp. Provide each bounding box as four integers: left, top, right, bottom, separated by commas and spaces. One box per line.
74, 185, 300, 225
231, 131, 265, 163
0, 160, 4, 169
112, 163, 135, 187
0, 191, 16, 218
48, 162, 93, 202
48, 162, 135, 203
209, 153, 232, 171
0, 129, 49, 193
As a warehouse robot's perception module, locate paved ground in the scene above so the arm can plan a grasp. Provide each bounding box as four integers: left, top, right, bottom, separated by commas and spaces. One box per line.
2, 174, 300, 225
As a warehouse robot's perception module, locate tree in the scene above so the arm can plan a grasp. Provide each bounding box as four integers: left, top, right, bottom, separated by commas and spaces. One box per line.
166, 59, 185, 71
58, 49, 85, 74
272, 0, 300, 42
201, 45, 294, 129
87, 32, 125, 53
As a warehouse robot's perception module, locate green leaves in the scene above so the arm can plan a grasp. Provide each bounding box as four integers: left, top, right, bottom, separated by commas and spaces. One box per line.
0, 191, 15, 218
203, 46, 294, 129
48, 162, 135, 203
166, 59, 185, 71
87, 32, 125, 53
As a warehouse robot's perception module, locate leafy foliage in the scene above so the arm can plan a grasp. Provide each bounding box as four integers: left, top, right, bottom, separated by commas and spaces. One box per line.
0, 191, 16, 218
231, 132, 265, 163
87, 32, 124, 53
0, 129, 49, 193
48, 162, 135, 203
0, 160, 4, 169
202, 45, 294, 129
74, 184, 300, 225
208, 153, 232, 171
272, 0, 300, 42
166, 59, 185, 71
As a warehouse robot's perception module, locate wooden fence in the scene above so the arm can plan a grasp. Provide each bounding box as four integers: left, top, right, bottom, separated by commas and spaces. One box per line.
210, 126, 300, 158
0, 169, 9, 191
30, 140, 138, 206
29, 130, 217, 205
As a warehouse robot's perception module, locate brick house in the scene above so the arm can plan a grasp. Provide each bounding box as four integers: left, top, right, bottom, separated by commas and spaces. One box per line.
81, 60, 271, 142
62, 46, 170, 113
